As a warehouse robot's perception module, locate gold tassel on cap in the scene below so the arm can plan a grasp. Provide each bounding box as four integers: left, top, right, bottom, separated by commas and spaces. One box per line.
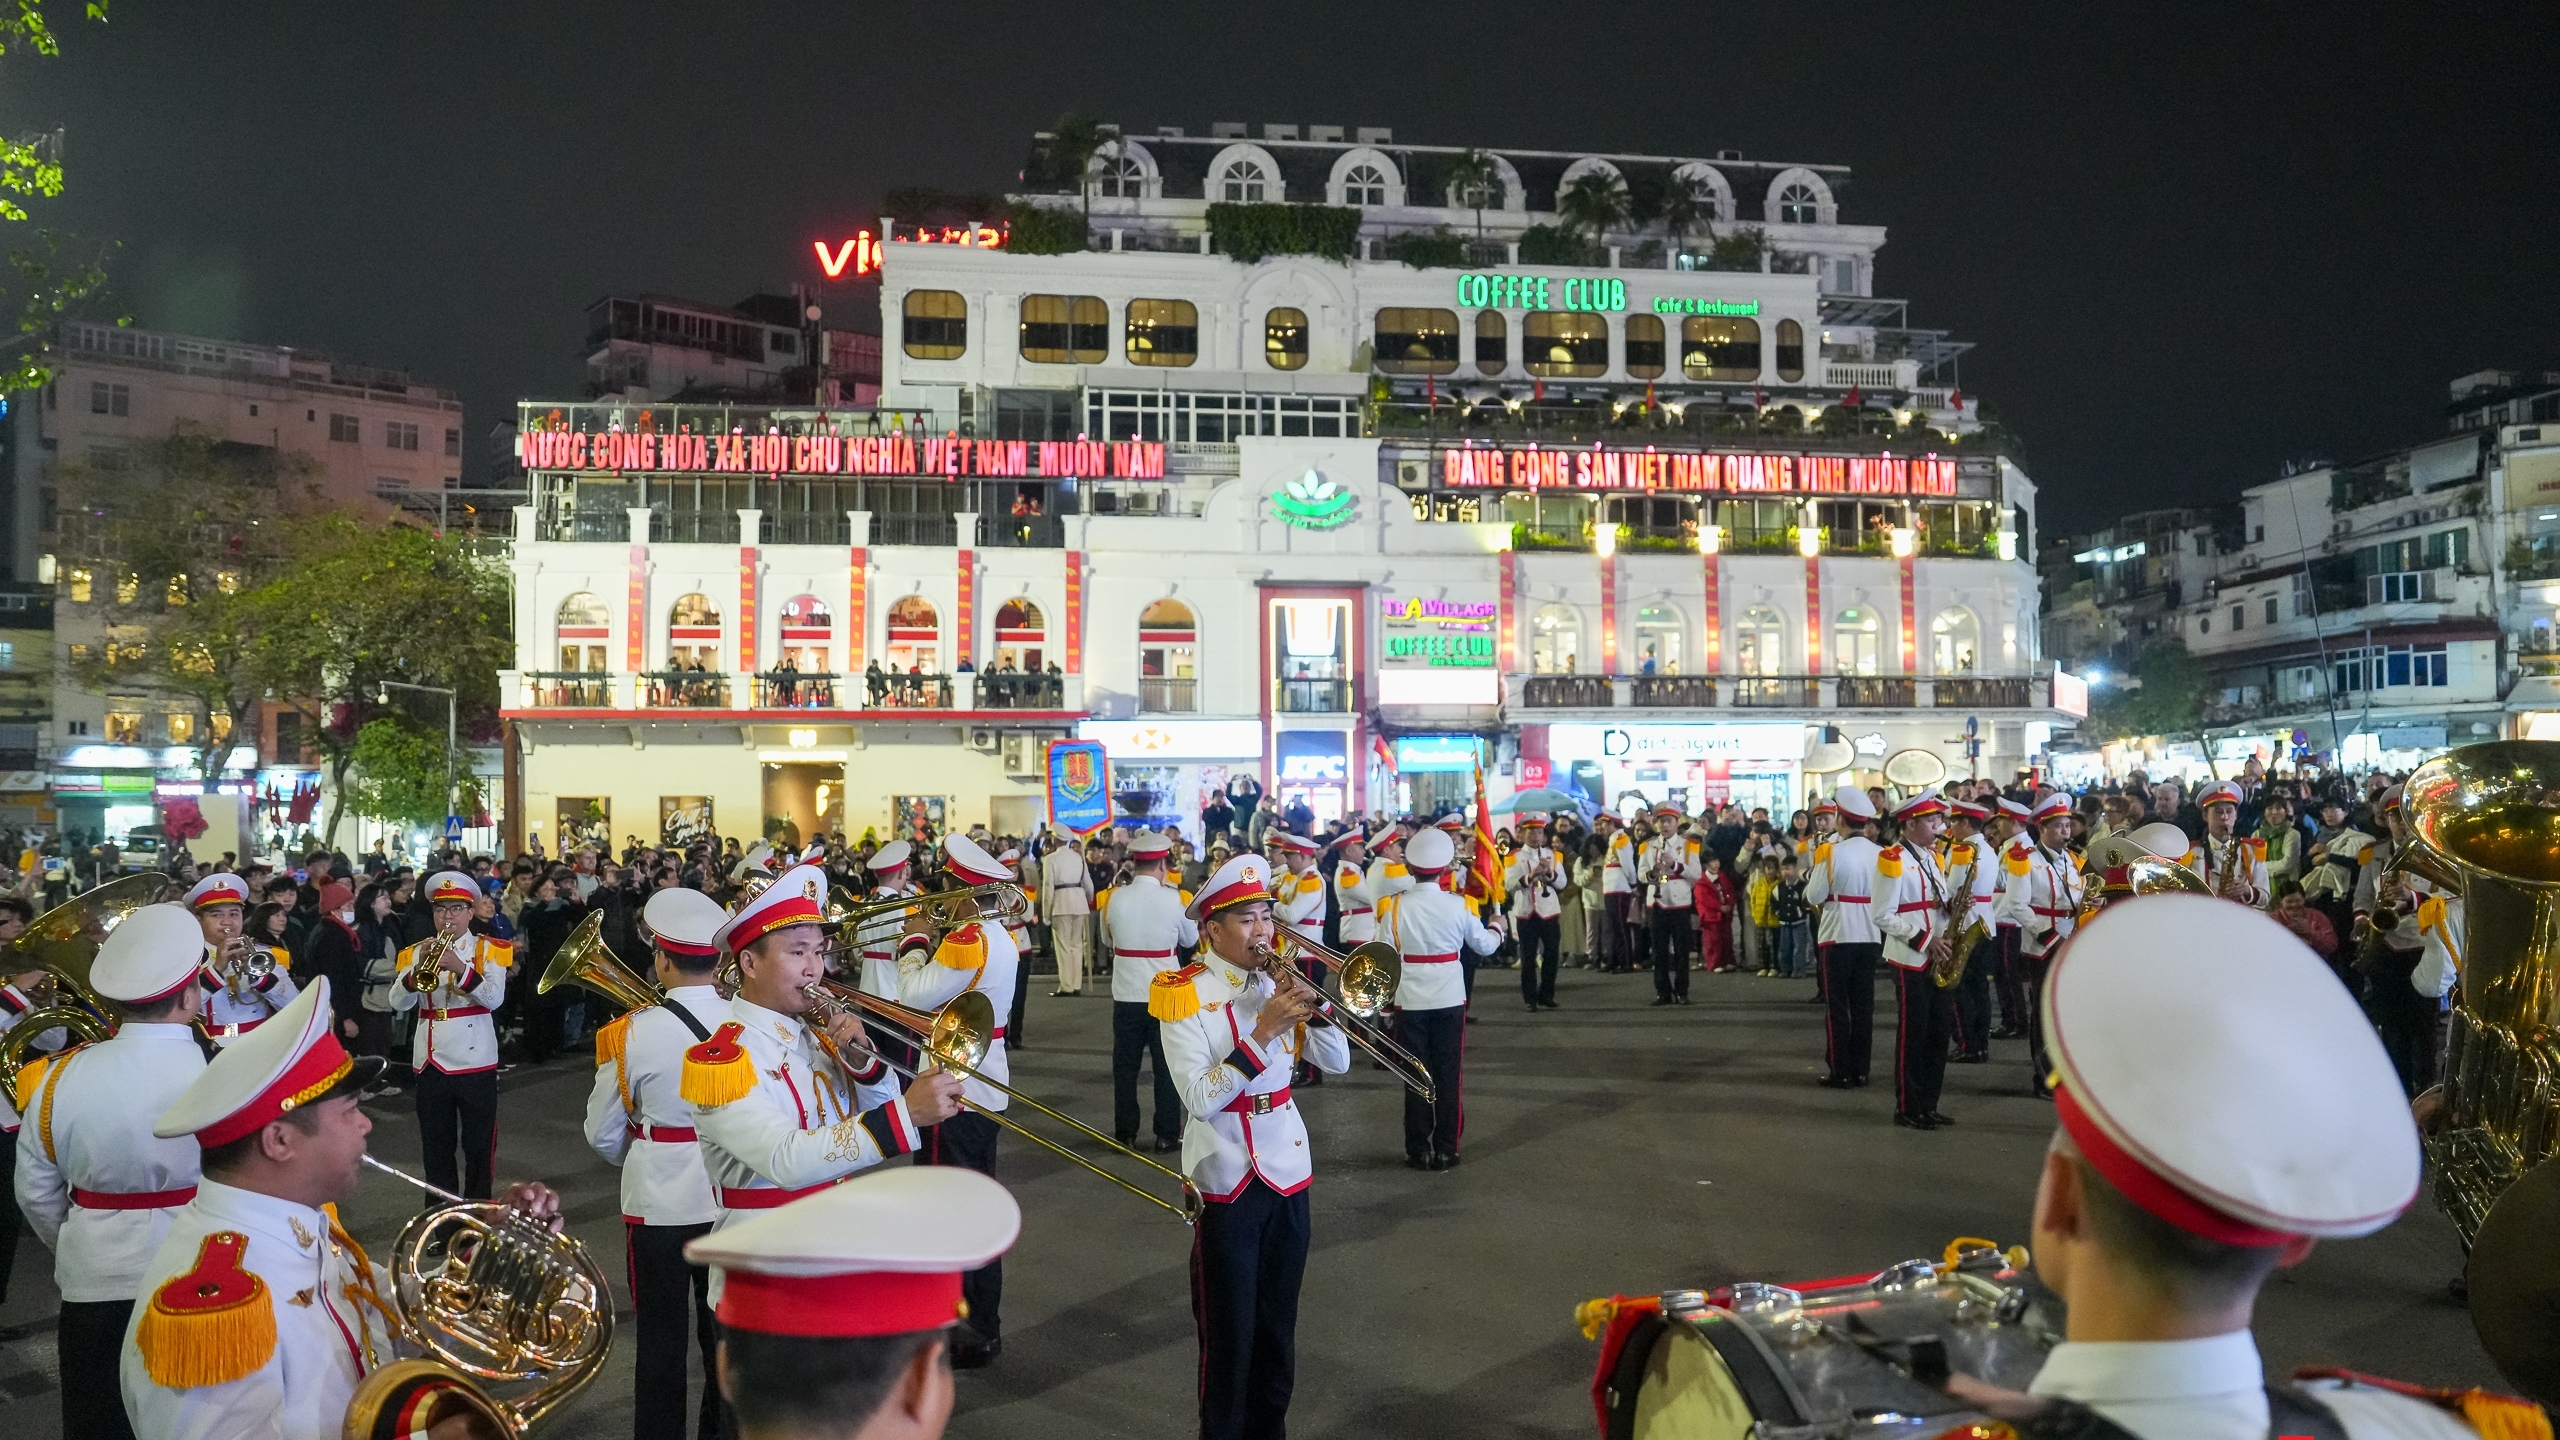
139, 1232, 276, 1389
680, 1023, 756, 1108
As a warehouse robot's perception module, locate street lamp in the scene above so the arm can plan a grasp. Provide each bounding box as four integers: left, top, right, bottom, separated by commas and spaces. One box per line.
378, 680, 459, 838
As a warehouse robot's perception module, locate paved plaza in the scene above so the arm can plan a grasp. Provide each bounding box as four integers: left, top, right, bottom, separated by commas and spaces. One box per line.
0, 965, 2496, 1440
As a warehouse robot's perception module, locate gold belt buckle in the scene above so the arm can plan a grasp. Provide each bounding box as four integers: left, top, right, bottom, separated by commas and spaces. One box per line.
1248, 1092, 1284, 1115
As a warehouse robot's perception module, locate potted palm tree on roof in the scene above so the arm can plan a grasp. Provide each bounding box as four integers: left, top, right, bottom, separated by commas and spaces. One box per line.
1556, 170, 1629, 260
1445, 149, 1502, 251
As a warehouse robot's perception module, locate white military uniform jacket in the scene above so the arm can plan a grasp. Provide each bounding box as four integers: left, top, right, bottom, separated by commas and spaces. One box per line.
14, 1022, 207, 1301
1992, 836, 2031, 933
1273, 863, 1326, 943
852, 880, 915, 999
1332, 855, 1376, 944
387, 931, 510, 1075
0, 980, 65, 1133
1505, 845, 1566, 920
1363, 856, 1415, 914
1381, 882, 1501, 1011
2027, 1331, 2484, 1440
1637, 835, 1701, 910
1803, 835, 1885, 945
1872, 841, 1990, 971
122, 1178, 407, 1440
689, 996, 913, 1227
582, 985, 723, 1227
197, 944, 299, 1046
1157, 955, 1351, 1202
1602, 830, 1636, 895
2410, 889, 2465, 1001
1103, 875, 1196, 1003
1998, 842, 2086, 959
2181, 833, 2271, 908
895, 920, 1016, 1112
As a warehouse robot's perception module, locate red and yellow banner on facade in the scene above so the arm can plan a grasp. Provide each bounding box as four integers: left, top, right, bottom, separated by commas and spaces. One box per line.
737, 547, 759, 675
1063, 550, 1084, 675
1897, 553, 1917, 674
955, 549, 975, 672
1599, 554, 1619, 674
1498, 550, 1519, 672
1803, 556, 1823, 675
625, 545, 647, 672
520, 429, 1166, 481
1702, 551, 1722, 673
1438, 445, 1958, 498
846, 547, 868, 676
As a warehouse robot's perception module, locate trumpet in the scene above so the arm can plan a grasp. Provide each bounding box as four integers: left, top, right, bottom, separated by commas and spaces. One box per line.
815, 882, 1030, 972
797, 977, 1203, 1224
405, 932, 462, 993
1251, 931, 1439, 1103
211, 935, 274, 1003
345, 1154, 613, 1438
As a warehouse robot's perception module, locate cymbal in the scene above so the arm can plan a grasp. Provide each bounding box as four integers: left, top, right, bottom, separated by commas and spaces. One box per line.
2466, 1156, 2560, 1405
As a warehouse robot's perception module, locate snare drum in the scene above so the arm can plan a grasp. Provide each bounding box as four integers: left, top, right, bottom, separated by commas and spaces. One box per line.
1591, 1244, 2059, 1440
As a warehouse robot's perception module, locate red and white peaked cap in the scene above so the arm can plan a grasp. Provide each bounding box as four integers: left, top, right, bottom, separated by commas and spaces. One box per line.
2043, 894, 2419, 1243
1186, 854, 1274, 922
714, 863, 828, 954
686, 1167, 1019, 1338
182, 874, 251, 912
943, 833, 1012, 886
641, 887, 727, 960
92, 903, 212, 1005
153, 978, 382, 1144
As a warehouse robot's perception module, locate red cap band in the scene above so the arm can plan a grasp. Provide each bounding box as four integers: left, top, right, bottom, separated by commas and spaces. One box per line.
195, 1032, 357, 1148
430, 882, 478, 904
652, 935, 719, 959
728, 896, 821, 952
1199, 879, 1270, 916
716, 1267, 965, 1337
2054, 1082, 2296, 1248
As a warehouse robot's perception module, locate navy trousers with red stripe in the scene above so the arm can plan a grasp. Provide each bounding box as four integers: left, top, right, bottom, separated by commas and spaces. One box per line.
415, 1066, 497, 1200
918, 1110, 1003, 1341
1192, 1177, 1310, 1440
1821, 943, 1879, 1082
626, 1219, 719, 1440
1892, 963, 1955, 1119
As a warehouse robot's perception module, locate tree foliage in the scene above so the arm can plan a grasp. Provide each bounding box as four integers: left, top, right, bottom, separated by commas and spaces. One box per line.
1, 2, 116, 392
1205, 203, 1360, 264
2082, 638, 2216, 748
1556, 170, 1631, 240
340, 717, 483, 828
1443, 149, 1501, 239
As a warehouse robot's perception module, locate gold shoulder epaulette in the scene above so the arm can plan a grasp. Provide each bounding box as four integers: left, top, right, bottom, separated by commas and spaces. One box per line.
2004, 844, 2032, 876
1876, 846, 1905, 879
933, 922, 990, 971
480, 937, 515, 969
678, 1022, 755, 1108
594, 1012, 632, 1069
138, 1231, 275, 1388
8, 1043, 72, 1113
1148, 962, 1207, 1022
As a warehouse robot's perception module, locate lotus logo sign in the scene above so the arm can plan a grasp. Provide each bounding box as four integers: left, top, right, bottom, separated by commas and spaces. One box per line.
1272, 469, 1355, 530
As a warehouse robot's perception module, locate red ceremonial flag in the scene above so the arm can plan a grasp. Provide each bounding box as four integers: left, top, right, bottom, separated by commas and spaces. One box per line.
1373, 734, 1397, 773
1845, 385, 1863, 408
1471, 758, 1507, 910
1532, 377, 1545, 403
1949, 387, 1965, 412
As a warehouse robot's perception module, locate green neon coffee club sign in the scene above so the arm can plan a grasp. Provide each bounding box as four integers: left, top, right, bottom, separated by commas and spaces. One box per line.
1273, 469, 1355, 529
1453, 272, 1758, 318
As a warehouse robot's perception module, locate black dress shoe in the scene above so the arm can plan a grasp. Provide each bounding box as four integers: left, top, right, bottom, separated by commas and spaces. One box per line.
1407, 1153, 1430, 1170
2030, 1083, 2055, 1101
1439, 1152, 1462, 1170
1818, 1075, 1853, 1089
1115, 1133, 1139, 1148
1426, 1153, 1448, 1171
1893, 1113, 1939, 1131
1990, 1026, 2026, 1040
1540, 1001, 1559, 1010
1674, 994, 1691, 1005
1927, 1112, 1957, 1126
1650, 997, 1674, 1007
1953, 1052, 1989, 1064
1849, 1076, 1870, 1088
1154, 1136, 1182, 1153
949, 1335, 1001, 1370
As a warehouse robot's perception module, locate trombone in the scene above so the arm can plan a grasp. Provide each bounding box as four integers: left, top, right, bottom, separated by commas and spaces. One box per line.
798, 976, 1204, 1225
0, 873, 173, 1089
822, 882, 1031, 959
1253, 930, 1438, 1103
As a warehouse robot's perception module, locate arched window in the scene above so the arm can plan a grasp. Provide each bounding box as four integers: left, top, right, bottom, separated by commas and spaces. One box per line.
993, 597, 1047, 674
1832, 606, 1881, 676
1531, 603, 1581, 675
1219, 161, 1271, 202
780, 595, 833, 677
1681, 317, 1759, 381
1092, 144, 1150, 198
1474, 310, 1507, 375
1634, 604, 1682, 675
1375, 308, 1459, 375
1775, 182, 1822, 224
668, 593, 722, 672
1932, 607, 1980, 674
1525, 312, 1607, 378
1775, 319, 1804, 382
1624, 314, 1665, 380
1139, 598, 1198, 712
1341, 164, 1389, 206
556, 591, 609, 673
901, 290, 967, 360
884, 594, 940, 675
1126, 299, 1199, 367
1264, 308, 1308, 370
1737, 605, 1786, 676
1019, 295, 1108, 364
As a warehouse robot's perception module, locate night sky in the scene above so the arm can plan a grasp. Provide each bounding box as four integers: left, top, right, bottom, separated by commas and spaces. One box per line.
13, 2, 2558, 530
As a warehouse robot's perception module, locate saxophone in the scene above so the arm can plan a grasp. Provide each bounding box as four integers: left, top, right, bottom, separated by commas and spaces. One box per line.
1930, 843, 1988, 990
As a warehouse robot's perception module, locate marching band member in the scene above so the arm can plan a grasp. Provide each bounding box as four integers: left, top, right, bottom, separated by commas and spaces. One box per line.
892, 834, 1020, 1369
1506, 815, 1566, 1012
1873, 795, 1985, 1131
1382, 827, 1501, 1170
1330, 827, 1374, 946
1105, 832, 1195, 1151
1942, 800, 1998, 1065
1600, 814, 1637, 972
1363, 823, 1415, 927
15, 904, 208, 1440
2, 902, 65, 1307
1804, 786, 1885, 1088
2182, 779, 2270, 907
387, 870, 510, 1201
184, 875, 298, 1048
1996, 793, 2083, 1101
1638, 804, 1701, 1006
993, 843, 1033, 1048
1268, 832, 1325, 948
583, 887, 731, 1440
684, 1168, 1022, 1440
852, 839, 917, 1002
1041, 826, 1093, 997
1942, 895, 2543, 1439
1988, 796, 2035, 1040
1152, 852, 1351, 1440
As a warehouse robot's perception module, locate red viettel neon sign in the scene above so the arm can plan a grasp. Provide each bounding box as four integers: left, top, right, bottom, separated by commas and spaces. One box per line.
519, 429, 1165, 481
1439, 444, 1957, 498
814, 223, 1010, 279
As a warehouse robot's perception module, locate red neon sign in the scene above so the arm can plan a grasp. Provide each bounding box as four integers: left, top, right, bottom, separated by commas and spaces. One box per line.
815, 232, 883, 279
812, 223, 1009, 280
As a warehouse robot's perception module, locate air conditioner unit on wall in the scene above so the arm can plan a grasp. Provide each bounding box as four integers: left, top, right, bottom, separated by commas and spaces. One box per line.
1001, 734, 1031, 774
969, 727, 998, 751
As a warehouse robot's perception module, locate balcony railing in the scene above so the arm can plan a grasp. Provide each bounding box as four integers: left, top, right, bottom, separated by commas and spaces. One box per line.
1278, 677, 1352, 713
857, 670, 955, 709
1522, 674, 1615, 708
1836, 675, 1916, 707
1933, 675, 2031, 708
752, 671, 840, 709
523, 672, 613, 707
1729, 677, 1819, 708
1630, 675, 1716, 708
974, 671, 1066, 709
642, 670, 731, 709
1140, 677, 1198, 713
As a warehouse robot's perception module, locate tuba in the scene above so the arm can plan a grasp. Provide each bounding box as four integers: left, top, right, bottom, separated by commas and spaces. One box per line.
343, 1156, 613, 1438
0, 873, 175, 1089
534, 912, 662, 1015
2074, 826, 2208, 925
